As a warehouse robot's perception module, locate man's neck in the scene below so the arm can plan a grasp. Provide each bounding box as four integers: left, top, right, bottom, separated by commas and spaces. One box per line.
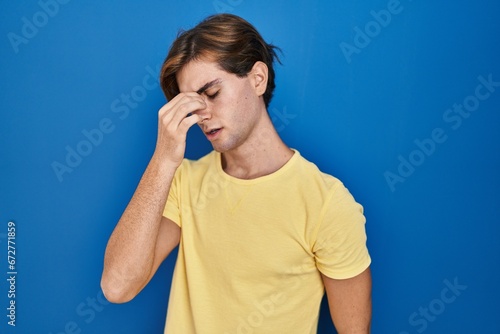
220, 117, 294, 180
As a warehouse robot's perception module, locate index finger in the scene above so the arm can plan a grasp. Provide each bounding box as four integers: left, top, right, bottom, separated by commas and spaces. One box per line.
159, 92, 206, 118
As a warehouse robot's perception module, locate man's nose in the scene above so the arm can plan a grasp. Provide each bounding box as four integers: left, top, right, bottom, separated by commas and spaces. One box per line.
194, 102, 212, 123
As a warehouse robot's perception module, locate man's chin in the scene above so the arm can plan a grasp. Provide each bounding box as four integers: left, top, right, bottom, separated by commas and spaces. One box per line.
211, 144, 228, 153
210, 141, 236, 154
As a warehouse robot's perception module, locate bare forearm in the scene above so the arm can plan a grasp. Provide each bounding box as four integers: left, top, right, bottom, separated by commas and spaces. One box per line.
102, 155, 176, 294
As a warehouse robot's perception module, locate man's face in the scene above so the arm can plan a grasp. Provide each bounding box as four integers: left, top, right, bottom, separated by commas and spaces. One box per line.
176, 58, 266, 153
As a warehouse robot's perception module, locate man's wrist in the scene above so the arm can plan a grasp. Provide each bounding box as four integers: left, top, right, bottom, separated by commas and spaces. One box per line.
149, 153, 179, 180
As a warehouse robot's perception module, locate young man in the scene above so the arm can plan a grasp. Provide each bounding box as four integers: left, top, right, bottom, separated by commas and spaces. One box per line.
101, 14, 371, 333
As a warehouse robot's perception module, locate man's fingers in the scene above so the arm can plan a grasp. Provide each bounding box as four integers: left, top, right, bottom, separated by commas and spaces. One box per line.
159, 94, 206, 129
170, 99, 206, 128
153, 93, 205, 167
178, 113, 202, 134
159, 92, 204, 118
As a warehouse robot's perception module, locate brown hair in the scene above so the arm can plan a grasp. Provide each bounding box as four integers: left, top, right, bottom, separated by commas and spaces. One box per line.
160, 14, 281, 108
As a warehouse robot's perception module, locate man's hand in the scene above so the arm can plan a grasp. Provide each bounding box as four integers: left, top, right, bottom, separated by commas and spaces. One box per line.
153, 92, 206, 170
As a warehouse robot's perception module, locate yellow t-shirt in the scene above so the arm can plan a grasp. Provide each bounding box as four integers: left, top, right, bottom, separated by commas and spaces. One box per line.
163, 150, 370, 333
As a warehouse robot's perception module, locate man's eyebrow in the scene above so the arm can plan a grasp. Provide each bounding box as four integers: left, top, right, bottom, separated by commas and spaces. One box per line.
196, 79, 222, 95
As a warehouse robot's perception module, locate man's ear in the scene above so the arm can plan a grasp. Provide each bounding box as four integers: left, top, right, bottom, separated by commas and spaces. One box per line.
250, 61, 268, 97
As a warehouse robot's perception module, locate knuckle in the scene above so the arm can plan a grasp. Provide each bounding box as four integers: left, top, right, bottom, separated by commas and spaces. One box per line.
178, 118, 188, 130
179, 118, 194, 131
178, 103, 188, 113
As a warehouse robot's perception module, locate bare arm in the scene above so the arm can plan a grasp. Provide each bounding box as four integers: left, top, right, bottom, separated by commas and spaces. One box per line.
322, 267, 372, 334
101, 93, 206, 303
100, 159, 178, 303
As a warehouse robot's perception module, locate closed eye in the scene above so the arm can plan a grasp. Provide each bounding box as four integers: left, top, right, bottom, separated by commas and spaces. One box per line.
205, 91, 219, 100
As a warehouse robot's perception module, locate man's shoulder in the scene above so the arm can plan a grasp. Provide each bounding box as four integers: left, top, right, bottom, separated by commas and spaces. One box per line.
294, 152, 360, 208
294, 151, 343, 190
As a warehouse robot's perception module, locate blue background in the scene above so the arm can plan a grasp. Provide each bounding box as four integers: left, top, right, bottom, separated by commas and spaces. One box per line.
1, 0, 499, 333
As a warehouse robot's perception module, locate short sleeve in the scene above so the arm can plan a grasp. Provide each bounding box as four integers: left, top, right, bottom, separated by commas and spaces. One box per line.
312, 183, 371, 279
162, 161, 184, 227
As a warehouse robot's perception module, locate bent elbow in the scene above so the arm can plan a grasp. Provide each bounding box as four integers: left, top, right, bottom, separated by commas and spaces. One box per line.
100, 275, 139, 304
